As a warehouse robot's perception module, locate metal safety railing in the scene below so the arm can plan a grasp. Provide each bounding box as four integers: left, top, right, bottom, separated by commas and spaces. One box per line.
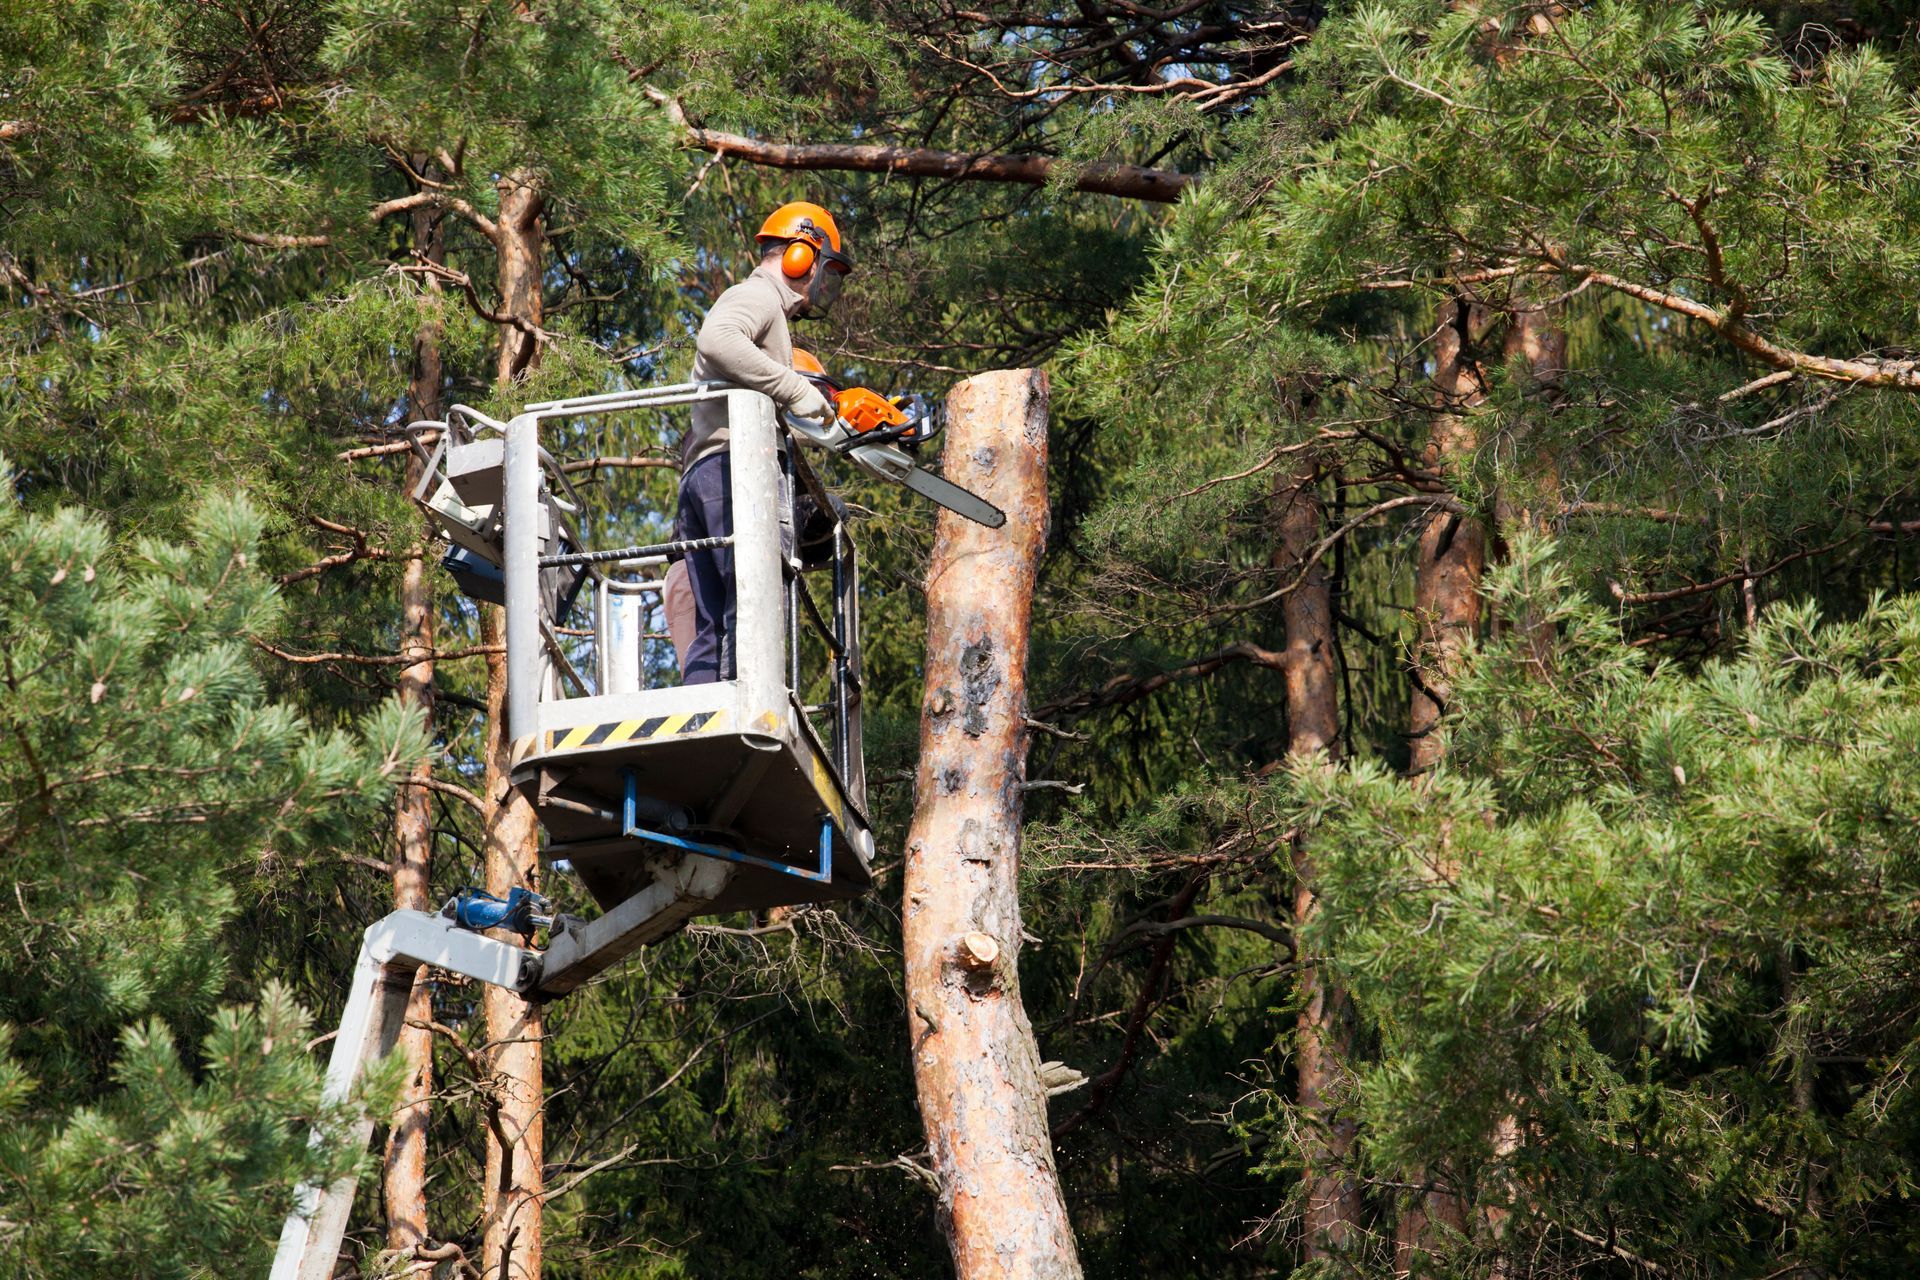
443, 384, 864, 811
779, 444, 863, 787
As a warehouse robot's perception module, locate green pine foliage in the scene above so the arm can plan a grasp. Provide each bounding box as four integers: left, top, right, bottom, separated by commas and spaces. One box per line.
1287, 537, 1920, 1272
0, 483, 427, 1278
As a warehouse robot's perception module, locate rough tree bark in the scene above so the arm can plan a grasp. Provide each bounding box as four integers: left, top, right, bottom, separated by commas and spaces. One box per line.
1493, 294, 1570, 674
1399, 290, 1569, 1274
1406, 295, 1493, 782
1484, 287, 1568, 1277
903, 369, 1084, 1280
382, 180, 444, 1257
643, 90, 1191, 204
1396, 295, 1495, 1274
479, 168, 546, 1280
1274, 461, 1362, 1258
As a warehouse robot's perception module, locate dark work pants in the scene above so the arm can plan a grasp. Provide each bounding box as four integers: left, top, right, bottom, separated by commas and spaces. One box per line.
675, 452, 734, 684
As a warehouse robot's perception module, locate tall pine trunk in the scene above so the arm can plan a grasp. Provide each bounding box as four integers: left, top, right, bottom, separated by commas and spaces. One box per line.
1493, 296, 1569, 672
1406, 295, 1492, 781
383, 185, 445, 1256
479, 169, 546, 1280
1396, 294, 1494, 1273
1274, 460, 1361, 1258
1399, 290, 1568, 1273
903, 369, 1083, 1280
1484, 287, 1568, 1276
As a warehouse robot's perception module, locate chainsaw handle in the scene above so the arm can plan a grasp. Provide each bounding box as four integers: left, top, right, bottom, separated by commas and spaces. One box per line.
778, 406, 850, 450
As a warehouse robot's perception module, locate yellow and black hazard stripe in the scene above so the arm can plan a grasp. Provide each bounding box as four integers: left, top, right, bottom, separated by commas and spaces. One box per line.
546, 709, 726, 753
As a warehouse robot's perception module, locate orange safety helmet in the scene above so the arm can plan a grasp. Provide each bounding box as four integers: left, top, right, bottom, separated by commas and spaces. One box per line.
792, 347, 841, 395
757, 201, 852, 279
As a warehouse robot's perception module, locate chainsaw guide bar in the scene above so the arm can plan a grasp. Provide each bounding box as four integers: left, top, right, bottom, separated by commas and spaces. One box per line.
782, 410, 1008, 529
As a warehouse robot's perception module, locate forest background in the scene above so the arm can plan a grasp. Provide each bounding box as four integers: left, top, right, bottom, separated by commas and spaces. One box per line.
5, 2, 1920, 1278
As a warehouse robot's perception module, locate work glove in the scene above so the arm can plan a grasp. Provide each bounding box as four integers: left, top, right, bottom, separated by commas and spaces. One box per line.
792, 383, 836, 426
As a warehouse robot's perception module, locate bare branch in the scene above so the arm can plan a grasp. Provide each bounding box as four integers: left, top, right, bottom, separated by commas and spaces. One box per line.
230, 230, 332, 249
1038, 640, 1287, 721
560, 455, 678, 474
369, 191, 501, 244
396, 776, 488, 817
1608, 537, 1852, 606
644, 88, 1192, 204
339, 435, 439, 462
390, 259, 554, 345
251, 638, 503, 667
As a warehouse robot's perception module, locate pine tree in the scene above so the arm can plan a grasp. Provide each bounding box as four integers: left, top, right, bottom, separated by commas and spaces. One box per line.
1293, 535, 1920, 1274
1054, 1, 1920, 1270
0, 483, 427, 1278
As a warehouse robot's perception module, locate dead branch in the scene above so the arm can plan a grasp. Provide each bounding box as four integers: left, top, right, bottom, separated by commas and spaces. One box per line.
219, 187, 506, 256
277, 516, 415, 585
1367, 257, 1920, 390
1203, 493, 1465, 620
230, 230, 332, 250
413, 1019, 491, 1082
407, 1241, 482, 1280
251, 638, 503, 666
390, 258, 554, 344
369, 190, 501, 244
1037, 641, 1286, 721
1558, 1222, 1671, 1277
1560, 502, 1704, 525
1557, 261, 1920, 391
541, 1142, 640, 1203
412, 1018, 513, 1158
645, 88, 1192, 203
340, 435, 440, 462
1022, 717, 1089, 741
1123, 914, 1293, 945
1608, 537, 1852, 607
829, 1151, 943, 1194
1717, 370, 1795, 402
397, 776, 487, 817
1052, 874, 1207, 1138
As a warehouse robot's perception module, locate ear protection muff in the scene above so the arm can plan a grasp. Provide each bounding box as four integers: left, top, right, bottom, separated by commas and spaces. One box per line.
781, 239, 817, 278
780, 218, 829, 278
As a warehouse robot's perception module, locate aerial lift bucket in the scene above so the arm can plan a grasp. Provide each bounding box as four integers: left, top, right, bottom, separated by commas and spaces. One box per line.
269, 385, 877, 1280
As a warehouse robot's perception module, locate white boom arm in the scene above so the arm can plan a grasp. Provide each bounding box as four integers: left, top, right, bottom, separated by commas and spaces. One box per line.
268, 855, 735, 1280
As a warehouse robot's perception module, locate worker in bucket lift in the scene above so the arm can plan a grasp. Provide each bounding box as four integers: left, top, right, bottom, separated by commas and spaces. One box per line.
674, 200, 851, 685
664, 346, 846, 672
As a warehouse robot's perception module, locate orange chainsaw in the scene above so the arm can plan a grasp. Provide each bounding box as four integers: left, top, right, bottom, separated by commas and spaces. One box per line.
830, 385, 942, 451
787, 351, 1003, 528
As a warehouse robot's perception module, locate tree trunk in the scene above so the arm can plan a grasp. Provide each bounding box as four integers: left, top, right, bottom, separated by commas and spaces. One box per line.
1493, 294, 1569, 674
1406, 296, 1492, 782
1399, 291, 1569, 1274
903, 368, 1083, 1280
383, 184, 445, 1257
1274, 461, 1361, 1258
1484, 287, 1567, 1278
1397, 295, 1494, 1275
493, 172, 544, 387
480, 168, 545, 1280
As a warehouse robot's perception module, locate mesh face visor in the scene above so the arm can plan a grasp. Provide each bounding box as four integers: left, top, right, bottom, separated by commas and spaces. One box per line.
806, 263, 846, 313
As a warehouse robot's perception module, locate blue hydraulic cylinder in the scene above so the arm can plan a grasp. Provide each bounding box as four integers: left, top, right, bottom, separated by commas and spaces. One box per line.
448, 886, 551, 939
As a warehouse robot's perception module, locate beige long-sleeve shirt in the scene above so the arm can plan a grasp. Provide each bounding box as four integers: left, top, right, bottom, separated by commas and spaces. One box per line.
684, 260, 813, 468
